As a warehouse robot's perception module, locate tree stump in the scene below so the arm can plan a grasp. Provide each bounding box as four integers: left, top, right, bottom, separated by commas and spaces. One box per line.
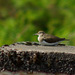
0, 42, 75, 75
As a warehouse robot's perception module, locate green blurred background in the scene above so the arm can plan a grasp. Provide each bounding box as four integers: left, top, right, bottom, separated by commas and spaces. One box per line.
0, 0, 75, 46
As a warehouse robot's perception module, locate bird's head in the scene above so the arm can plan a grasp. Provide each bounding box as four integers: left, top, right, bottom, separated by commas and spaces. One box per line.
34, 31, 45, 36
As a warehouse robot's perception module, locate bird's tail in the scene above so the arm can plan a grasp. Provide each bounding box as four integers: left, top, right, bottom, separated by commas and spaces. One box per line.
61, 38, 69, 41
64, 38, 69, 41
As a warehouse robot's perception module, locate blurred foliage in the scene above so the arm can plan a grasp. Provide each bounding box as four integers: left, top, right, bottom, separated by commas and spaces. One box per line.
0, 0, 75, 46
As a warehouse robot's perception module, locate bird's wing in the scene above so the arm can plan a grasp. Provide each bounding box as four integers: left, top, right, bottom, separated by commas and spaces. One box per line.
43, 34, 65, 43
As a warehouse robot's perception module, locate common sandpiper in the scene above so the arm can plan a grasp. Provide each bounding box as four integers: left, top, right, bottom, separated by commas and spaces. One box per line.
35, 31, 68, 46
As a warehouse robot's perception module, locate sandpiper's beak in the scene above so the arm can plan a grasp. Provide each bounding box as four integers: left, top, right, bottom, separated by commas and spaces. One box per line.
34, 33, 38, 35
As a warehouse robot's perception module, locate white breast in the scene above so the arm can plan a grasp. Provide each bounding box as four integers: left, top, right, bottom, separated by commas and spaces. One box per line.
38, 35, 42, 42
38, 36, 40, 42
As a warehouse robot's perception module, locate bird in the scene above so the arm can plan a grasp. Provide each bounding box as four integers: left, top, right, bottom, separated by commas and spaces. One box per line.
35, 31, 68, 46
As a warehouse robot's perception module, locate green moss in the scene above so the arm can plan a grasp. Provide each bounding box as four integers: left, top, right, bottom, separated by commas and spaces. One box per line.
0, 0, 75, 46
